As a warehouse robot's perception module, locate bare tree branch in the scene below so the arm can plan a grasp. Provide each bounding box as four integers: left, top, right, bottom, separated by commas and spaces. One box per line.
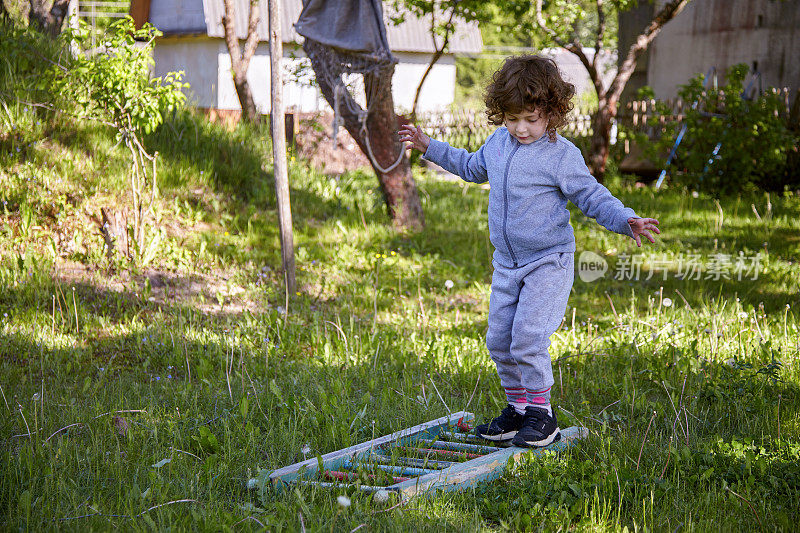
411, 4, 458, 120
535, 0, 603, 98
593, 0, 605, 72
242, 0, 260, 67
534, 0, 570, 49
222, 0, 260, 121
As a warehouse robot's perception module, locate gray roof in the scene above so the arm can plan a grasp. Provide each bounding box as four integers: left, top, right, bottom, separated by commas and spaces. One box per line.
143, 0, 482, 54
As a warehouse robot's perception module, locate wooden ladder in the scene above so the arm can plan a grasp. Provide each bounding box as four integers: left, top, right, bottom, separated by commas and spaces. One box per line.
251, 412, 587, 500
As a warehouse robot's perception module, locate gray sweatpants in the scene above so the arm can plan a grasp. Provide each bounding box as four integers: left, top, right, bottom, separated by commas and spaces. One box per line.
486, 251, 574, 407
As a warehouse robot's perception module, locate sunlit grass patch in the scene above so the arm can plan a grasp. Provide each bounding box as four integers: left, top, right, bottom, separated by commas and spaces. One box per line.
1, 106, 799, 530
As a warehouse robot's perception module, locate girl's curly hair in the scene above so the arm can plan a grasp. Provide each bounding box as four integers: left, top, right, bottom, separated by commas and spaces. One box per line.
484, 55, 575, 141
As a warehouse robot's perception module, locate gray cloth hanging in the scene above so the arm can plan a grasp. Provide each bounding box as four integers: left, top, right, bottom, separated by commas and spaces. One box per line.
295, 0, 404, 173
295, 0, 392, 57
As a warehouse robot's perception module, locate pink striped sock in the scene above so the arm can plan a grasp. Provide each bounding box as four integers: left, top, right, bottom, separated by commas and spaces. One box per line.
526, 387, 552, 416
504, 387, 528, 414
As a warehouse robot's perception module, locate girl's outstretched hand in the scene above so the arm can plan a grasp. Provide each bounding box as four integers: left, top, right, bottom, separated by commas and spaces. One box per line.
398, 124, 431, 153
628, 217, 661, 247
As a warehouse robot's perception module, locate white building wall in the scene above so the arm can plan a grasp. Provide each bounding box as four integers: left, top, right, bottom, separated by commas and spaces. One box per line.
153, 38, 219, 108
153, 38, 458, 113
392, 52, 456, 113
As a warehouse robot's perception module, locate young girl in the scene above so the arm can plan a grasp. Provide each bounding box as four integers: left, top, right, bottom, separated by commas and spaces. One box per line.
399, 55, 660, 447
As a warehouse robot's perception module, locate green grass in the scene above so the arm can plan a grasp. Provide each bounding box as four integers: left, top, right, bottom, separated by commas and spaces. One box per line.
1, 104, 799, 531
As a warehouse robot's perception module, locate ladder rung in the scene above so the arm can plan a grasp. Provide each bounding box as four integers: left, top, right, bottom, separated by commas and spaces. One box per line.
343, 460, 434, 477
417, 438, 500, 454
325, 470, 410, 483
366, 454, 454, 469
395, 446, 484, 460
297, 480, 391, 493
440, 431, 514, 447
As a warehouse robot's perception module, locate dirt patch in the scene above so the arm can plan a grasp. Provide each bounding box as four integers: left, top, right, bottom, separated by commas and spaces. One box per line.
52, 261, 265, 316
295, 113, 372, 175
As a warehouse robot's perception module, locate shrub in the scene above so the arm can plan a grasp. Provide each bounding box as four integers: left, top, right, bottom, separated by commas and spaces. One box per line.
640, 64, 799, 195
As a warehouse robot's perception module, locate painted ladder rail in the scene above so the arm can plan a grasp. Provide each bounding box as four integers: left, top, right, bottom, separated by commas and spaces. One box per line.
253, 411, 587, 500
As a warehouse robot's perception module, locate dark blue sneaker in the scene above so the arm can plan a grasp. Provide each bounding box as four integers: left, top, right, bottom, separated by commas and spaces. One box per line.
512, 406, 561, 447
475, 404, 525, 441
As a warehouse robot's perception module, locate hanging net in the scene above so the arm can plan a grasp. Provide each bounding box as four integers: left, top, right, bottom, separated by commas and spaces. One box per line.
295, 0, 404, 173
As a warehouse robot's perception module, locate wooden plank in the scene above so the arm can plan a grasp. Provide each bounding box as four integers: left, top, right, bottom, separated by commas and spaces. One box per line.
387, 426, 588, 499
263, 412, 474, 490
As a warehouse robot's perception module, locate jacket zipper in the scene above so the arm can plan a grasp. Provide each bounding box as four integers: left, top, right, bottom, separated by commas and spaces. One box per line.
502, 143, 520, 267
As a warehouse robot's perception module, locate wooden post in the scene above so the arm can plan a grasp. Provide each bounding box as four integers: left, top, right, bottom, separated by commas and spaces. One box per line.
268, 0, 295, 296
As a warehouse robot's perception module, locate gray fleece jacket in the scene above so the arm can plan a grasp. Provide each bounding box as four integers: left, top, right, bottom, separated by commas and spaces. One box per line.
423, 127, 638, 268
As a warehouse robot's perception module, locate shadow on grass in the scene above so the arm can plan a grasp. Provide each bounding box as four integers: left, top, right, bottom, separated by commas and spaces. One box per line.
2, 271, 799, 531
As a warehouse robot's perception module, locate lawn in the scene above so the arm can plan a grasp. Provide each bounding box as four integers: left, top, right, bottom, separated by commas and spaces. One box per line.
1, 108, 799, 531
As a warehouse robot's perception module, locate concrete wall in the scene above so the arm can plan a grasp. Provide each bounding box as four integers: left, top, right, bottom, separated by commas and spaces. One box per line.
646, 0, 800, 99
153, 37, 458, 113
617, 2, 654, 103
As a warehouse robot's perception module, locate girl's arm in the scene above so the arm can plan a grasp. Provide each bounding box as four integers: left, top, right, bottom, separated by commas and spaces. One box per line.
399, 124, 490, 184
556, 146, 660, 246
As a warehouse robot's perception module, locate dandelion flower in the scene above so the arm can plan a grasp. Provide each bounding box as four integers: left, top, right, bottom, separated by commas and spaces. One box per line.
444, 279, 454, 290
662, 298, 673, 307
337, 495, 351, 507
301, 443, 311, 455
738, 311, 748, 319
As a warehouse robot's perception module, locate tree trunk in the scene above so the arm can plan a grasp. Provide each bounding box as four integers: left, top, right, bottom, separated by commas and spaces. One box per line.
232, 75, 258, 121
588, 0, 690, 179
305, 45, 425, 230
268, 0, 295, 295
222, 0, 260, 122
540, 0, 690, 180
365, 68, 425, 230
28, 0, 70, 36
588, 98, 616, 178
